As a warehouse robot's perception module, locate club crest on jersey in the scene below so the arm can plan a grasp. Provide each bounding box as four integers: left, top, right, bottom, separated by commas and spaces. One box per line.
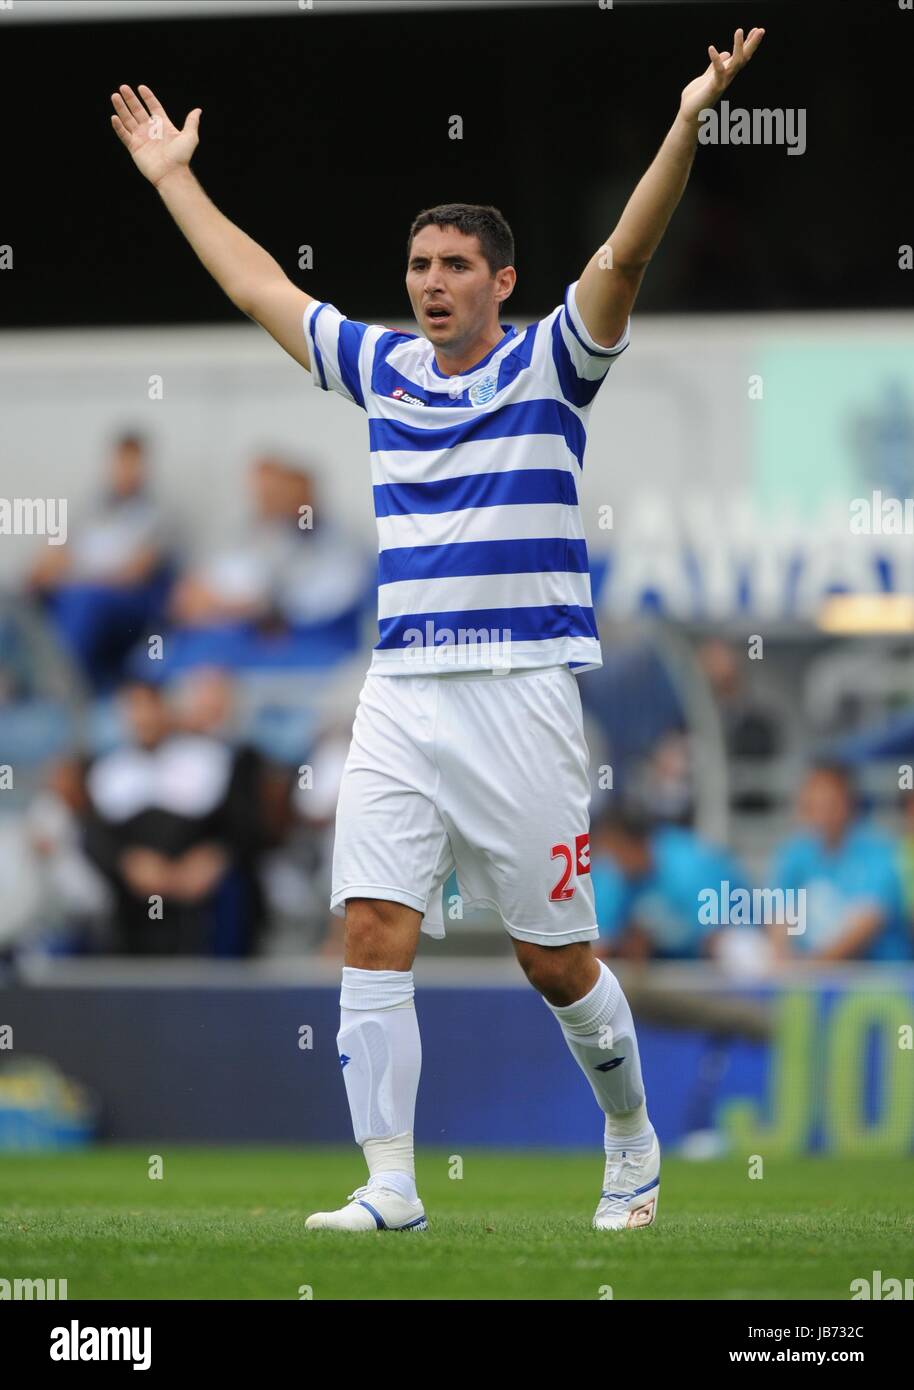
469, 373, 497, 406
391, 387, 426, 406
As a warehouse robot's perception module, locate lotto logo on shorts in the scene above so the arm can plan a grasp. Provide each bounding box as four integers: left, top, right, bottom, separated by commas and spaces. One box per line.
549, 832, 591, 902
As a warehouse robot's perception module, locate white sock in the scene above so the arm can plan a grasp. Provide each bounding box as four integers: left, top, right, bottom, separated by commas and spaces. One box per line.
363, 1133, 416, 1195
337, 966, 421, 1201
546, 960, 655, 1155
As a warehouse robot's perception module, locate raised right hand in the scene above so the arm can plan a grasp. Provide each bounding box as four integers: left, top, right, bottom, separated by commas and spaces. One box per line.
110, 83, 201, 187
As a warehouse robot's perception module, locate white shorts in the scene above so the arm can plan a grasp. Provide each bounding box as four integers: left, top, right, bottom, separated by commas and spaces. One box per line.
330, 664, 598, 946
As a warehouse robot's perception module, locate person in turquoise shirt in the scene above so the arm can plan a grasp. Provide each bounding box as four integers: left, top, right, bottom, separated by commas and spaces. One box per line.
898, 791, 914, 926
591, 807, 756, 960
769, 764, 912, 962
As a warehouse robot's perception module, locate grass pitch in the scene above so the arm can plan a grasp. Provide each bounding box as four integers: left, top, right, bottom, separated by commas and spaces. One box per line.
1, 1147, 911, 1300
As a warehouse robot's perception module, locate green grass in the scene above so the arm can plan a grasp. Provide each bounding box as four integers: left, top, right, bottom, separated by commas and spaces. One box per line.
1, 1147, 911, 1300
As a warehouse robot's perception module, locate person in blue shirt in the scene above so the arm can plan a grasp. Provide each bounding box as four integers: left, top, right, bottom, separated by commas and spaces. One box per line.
591, 807, 756, 961
769, 763, 912, 962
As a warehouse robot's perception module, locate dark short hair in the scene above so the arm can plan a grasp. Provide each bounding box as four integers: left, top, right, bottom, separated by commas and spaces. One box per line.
594, 803, 655, 844
407, 203, 515, 276
122, 677, 166, 698
114, 431, 146, 454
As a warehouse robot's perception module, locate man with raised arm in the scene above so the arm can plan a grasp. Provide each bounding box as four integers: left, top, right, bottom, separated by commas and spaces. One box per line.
111, 25, 763, 1233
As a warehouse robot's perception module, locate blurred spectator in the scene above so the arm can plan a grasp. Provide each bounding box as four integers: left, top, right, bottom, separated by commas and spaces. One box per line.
172, 665, 288, 948
259, 725, 350, 952
0, 756, 108, 964
24, 757, 113, 951
626, 731, 695, 827
168, 457, 285, 631
696, 637, 799, 815
899, 790, 914, 926
0, 607, 41, 701
697, 638, 785, 763
0, 817, 43, 963
769, 763, 911, 961
0, 605, 76, 769
82, 679, 262, 956
578, 631, 685, 806
29, 434, 172, 692
164, 456, 373, 673
591, 805, 758, 962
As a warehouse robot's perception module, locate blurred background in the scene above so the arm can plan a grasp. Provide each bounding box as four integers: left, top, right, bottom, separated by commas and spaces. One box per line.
1, 0, 912, 1160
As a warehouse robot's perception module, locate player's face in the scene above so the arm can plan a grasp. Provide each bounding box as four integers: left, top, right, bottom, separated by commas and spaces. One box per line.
406, 225, 501, 350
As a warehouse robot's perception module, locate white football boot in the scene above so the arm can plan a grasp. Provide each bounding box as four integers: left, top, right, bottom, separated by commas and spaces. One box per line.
592, 1132, 661, 1230
305, 1179, 428, 1233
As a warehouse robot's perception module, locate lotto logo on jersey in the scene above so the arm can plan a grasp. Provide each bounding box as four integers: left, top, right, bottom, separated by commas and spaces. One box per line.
391, 387, 426, 406
549, 832, 591, 902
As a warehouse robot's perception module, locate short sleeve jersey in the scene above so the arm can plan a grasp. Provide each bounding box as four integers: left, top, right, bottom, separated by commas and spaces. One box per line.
303, 283, 629, 674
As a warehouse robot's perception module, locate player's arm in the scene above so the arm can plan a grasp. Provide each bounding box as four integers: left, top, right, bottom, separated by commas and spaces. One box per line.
575, 26, 765, 349
110, 84, 313, 370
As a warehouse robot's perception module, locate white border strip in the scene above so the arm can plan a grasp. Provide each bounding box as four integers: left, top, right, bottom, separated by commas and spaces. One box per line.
2, 0, 582, 25
10, 956, 912, 991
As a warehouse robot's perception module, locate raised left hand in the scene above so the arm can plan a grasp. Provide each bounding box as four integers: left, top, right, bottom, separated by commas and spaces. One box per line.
679, 27, 765, 124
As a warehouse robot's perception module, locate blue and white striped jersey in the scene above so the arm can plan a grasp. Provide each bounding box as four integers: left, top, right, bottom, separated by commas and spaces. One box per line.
303, 282, 629, 675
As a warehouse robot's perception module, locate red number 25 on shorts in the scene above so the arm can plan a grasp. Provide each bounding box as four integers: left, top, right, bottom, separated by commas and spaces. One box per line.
549, 833, 591, 901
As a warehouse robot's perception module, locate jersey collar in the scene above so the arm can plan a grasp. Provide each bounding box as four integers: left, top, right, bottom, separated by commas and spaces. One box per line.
429, 324, 518, 380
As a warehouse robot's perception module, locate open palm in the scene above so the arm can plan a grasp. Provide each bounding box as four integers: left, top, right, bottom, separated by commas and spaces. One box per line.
110, 84, 201, 186
680, 27, 765, 123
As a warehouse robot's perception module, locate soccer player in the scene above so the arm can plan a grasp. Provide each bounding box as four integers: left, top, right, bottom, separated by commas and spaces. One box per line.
110, 25, 764, 1232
